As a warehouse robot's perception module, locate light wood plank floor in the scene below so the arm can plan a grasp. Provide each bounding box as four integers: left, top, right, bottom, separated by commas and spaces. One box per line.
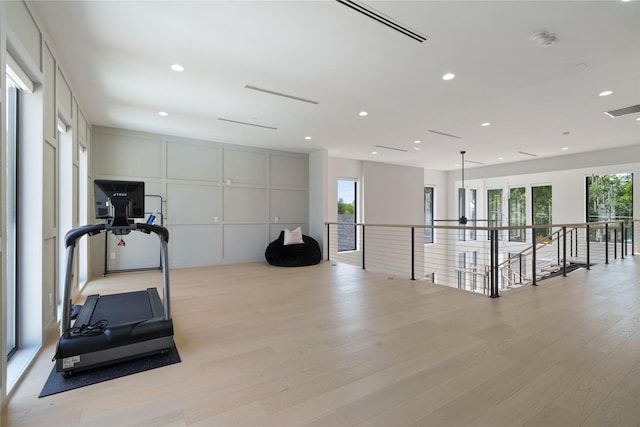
3, 257, 640, 427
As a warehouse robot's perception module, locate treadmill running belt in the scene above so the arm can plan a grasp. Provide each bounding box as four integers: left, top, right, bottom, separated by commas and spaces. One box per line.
90, 290, 154, 325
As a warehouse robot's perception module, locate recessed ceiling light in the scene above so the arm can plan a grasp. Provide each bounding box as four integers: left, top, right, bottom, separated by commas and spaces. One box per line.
359, 111, 368, 116
372, 151, 378, 155
414, 147, 421, 151
414, 140, 421, 144
636, 117, 640, 120
481, 122, 491, 127
442, 73, 455, 81
599, 90, 613, 97
561, 147, 569, 150
498, 157, 504, 160
158, 111, 168, 116
170, 64, 184, 72
305, 136, 311, 140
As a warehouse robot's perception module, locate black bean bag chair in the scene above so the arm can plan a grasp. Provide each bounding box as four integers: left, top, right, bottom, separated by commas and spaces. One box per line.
265, 230, 322, 267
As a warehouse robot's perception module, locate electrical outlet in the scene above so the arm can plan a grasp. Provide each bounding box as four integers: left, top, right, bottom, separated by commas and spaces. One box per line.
214, 216, 219, 223
49, 293, 53, 307
110, 252, 116, 259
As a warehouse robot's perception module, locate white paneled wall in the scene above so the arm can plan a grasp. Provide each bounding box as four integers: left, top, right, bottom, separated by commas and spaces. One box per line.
96, 132, 162, 178
224, 148, 268, 185
167, 142, 218, 181
223, 187, 267, 222
93, 127, 308, 272
4, 1, 41, 72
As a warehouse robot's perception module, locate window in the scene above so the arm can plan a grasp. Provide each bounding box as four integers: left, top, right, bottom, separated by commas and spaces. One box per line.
458, 252, 466, 288
6, 57, 42, 391
488, 188, 503, 238
459, 188, 477, 241
424, 186, 434, 244
469, 189, 477, 240
587, 174, 633, 222
532, 185, 552, 243
509, 187, 526, 242
586, 173, 633, 242
6, 80, 19, 358
469, 250, 478, 290
337, 179, 357, 251
457, 251, 478, 291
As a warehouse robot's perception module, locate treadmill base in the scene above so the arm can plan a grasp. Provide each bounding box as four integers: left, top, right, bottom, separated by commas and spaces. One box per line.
56, 335, 175, 377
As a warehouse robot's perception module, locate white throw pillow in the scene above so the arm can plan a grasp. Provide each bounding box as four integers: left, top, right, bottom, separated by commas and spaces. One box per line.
283, 227, 304, 245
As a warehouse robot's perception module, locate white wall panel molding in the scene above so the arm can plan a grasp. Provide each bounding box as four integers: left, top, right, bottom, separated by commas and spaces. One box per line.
95, 130, 162, 178
223, 148, 268, 185
42, 43, 55, 142
270, 153, 307, 188
55, 67, 71, 122
92, 126, 309, 268
167, 141, 218, 182
5, 0, 41, 76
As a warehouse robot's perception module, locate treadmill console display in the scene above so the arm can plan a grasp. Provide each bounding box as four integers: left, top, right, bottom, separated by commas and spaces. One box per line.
94, 180, 145, 227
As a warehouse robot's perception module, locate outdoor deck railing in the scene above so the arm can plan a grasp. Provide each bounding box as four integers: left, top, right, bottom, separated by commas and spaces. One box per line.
325, 220, 638, 298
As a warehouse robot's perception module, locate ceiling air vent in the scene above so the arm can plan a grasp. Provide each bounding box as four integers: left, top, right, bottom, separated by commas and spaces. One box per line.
375, 145, 408, 152
604, 104, 640, 118
245, 85, 319, 105
427, 129, 462, 139
336, 0, 427, 43
218, 118, 277, 130
517, 151, 538, 157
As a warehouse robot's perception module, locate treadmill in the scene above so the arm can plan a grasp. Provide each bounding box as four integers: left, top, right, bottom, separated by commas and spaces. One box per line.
54, 180, 174, 377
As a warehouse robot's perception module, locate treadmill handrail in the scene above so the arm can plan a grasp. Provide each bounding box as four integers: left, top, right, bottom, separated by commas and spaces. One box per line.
136, 223, 169, 243
65, 223, 170, 248
61, 222, 171, 335
65, 224, 105, 248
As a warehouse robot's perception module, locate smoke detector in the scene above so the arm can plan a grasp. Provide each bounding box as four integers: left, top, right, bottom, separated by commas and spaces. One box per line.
530, 31, 557, 47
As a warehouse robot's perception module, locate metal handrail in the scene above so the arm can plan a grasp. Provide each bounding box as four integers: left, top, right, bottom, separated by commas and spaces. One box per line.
325, 219, 638, 298
325, 220, 629, 231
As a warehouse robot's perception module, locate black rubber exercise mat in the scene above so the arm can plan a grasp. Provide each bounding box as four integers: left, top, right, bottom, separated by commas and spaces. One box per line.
39, 345, 180, 398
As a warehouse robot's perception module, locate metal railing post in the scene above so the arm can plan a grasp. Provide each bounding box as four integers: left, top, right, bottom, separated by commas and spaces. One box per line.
562, 226, 567, 277
362, 225, 366, 269
494, 229, 500, 298
620, 221, 624, 259
605, 223, 609, 264
632, 222, 635, 256
532, 232, 537, 286
570, 228, 574, 258
614, 227, 618, 260
586, 224, 591, 270
411, 227, 415, 280
518, 252, 523, 284
326, 223, 330, 261
489, 230, 497, 297
557, 231, 561, 266
490, 229, 500, 298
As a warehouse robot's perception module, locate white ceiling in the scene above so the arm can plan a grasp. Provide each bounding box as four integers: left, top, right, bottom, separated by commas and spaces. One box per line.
28, 0, 640, 171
